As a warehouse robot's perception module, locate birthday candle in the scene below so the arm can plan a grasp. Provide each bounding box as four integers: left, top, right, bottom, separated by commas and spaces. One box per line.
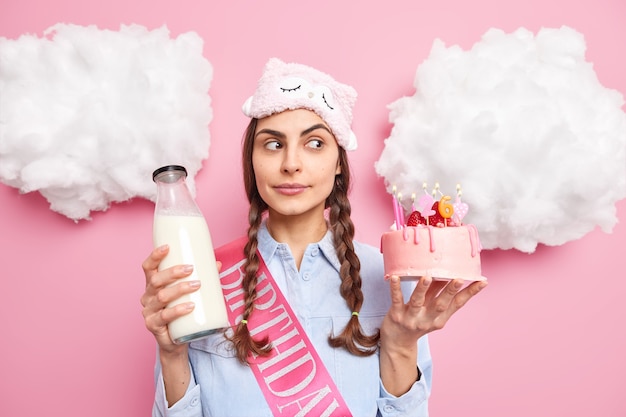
397, 192, 405, 226
453, 183, 469, 224
438, 195, 454, 227
392, 185, 401, 229
417, 183, 434, 226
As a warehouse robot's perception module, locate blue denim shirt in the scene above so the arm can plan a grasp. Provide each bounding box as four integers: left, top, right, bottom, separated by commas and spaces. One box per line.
153, 222, 432, 416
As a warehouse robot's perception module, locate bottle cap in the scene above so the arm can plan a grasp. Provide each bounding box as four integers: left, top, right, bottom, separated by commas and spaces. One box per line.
152, 165, 188, 182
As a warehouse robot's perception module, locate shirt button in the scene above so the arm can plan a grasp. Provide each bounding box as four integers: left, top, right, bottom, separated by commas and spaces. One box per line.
302, 273, 311, 281
311, 247, 319, 256
383, 405, 395, 413
190, 397, 199, 407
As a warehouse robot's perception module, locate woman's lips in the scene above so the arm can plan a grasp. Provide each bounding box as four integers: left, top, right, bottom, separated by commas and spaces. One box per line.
274, 184, 308, 195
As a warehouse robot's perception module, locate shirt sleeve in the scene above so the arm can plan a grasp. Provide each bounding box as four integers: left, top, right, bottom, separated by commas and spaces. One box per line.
152, 357, 203, 417
376, 335, 433, 417
377, 378, 430, 417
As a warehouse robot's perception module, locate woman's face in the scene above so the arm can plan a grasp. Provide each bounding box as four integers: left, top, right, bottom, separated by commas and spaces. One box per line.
252, 109, 341, 219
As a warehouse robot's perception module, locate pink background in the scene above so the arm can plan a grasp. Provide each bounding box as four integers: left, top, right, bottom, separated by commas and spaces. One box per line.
1, 1, 625, 416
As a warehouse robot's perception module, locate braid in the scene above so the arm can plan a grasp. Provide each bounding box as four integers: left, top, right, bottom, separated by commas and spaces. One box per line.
327, 152, 380, 356
225, 118, 272, 364
226, 199, 272, 364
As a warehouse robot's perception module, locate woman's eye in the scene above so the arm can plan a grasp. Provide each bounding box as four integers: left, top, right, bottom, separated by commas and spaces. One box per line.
264, 140, 282, 150
306, 139, 323, 149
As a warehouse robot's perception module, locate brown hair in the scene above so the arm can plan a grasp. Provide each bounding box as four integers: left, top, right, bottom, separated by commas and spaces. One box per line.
226, 118, 379, 364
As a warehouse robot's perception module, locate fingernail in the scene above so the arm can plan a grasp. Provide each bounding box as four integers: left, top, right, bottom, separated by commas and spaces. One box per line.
189, 280, 201, 288
453, 280, 463, 290
157, 244, 169, 253
391, 276, 399, 283
182, 265, 194, 273
184, 302, 195, 310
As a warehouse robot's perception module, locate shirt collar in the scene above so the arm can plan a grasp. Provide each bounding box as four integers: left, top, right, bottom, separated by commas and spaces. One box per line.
257, 220, 341, 273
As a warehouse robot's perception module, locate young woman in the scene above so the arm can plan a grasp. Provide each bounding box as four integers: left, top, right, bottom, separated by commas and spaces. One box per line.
141, 58, 487, 417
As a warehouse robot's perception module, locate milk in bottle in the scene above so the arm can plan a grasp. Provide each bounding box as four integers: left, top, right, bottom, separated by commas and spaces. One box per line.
152, 165, 229, 343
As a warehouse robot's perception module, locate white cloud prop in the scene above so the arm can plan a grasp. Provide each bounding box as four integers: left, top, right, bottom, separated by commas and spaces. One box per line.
0, 23, 212, 220
375, 26, 626, 253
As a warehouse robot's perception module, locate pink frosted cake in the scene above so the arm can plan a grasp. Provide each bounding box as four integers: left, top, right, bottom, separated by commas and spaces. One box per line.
381, 185, 486, 281
381, 225, 485, 281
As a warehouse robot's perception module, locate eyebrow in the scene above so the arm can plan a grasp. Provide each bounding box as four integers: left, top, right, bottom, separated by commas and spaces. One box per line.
255, 123, 332, 139
302, 124, 332, 136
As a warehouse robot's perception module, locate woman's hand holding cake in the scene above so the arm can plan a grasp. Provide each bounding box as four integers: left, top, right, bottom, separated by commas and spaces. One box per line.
379, 273, 487, 396
378, 183, 488, 396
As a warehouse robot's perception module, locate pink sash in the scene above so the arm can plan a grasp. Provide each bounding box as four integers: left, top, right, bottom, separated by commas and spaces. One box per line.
216, 237, 353, 417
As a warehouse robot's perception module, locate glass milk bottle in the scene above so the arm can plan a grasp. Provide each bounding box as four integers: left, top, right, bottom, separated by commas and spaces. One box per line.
152, 165, 229, 343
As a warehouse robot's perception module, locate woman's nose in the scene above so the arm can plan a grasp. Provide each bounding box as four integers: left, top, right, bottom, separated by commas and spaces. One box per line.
281, 148, 302, 173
